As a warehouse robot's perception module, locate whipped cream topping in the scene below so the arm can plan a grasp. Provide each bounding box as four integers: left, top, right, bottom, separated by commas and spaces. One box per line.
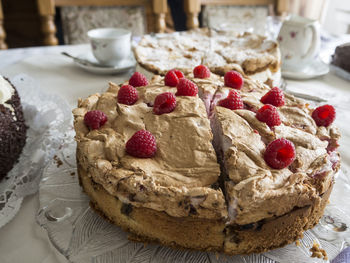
0, 76, 15, 109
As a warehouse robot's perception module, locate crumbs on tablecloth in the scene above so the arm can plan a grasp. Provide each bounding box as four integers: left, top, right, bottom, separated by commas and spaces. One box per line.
53, 155, 63, 168
295, 240, 301, 246
70, 172, 75, 176
310, 242, 328, 260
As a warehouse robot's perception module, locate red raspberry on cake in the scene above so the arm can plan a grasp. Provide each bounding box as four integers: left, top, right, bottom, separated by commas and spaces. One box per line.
164, 69, 184, 87
217, 90, 244, 110
264, 138, 296, 169
312, 105, 336, 127
224, 70, 244, 89
193, 65, 211, 79
129, 72, 148, 87
117, 85, 138, 105
84, 110, 107, 130
126, 130, 157, 158
260, 87, 285, 107
176, 78, 198, 96
153, 92, 176, 115
256, 104, 281, 127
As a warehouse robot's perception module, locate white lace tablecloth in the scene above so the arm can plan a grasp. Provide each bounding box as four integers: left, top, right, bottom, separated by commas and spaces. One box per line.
0, 44, 349, 263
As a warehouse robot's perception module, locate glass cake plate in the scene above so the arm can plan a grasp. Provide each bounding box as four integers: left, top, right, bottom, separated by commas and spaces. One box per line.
37, 130, 350, 263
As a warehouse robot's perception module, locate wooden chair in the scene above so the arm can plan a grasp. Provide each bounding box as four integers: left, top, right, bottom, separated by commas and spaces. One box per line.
0, 0, 7, 49
184, 0, 288, 30
36, 0, 168, 46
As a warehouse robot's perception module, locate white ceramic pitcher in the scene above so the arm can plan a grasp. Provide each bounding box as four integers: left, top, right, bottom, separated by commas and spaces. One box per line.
278, 15, 321, 71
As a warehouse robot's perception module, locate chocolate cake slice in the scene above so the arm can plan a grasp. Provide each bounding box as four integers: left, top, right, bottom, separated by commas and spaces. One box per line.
0, 76, 27, 181
332, 43, 350, 73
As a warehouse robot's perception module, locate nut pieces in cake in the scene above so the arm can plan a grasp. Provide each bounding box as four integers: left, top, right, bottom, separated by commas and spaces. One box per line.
84, 110, 108, 130
312, 105, 336, 127
126, 130, 157, 158
164, 69, 184, 87
153, 92, 176, 115
117, 85, 139, 105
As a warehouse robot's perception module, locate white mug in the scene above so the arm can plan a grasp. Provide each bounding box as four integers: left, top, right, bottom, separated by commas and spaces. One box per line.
87, 28, 131, 66
277, 15, 320, 71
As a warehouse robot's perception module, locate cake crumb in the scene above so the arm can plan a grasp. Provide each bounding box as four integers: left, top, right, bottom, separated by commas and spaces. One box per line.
295, 240, 301, 246
310, 242, 328, 260
53, 155, 63, 168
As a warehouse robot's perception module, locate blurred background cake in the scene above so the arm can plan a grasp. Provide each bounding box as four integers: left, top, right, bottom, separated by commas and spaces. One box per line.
332, 43, 350, 73
0, 76, 27, 181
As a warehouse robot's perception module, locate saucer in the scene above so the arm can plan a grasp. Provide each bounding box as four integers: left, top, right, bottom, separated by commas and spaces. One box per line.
282, 58, 329, 80
74, 52, 136, 75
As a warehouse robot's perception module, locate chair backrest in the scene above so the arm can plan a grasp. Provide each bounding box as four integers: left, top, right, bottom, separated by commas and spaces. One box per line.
184, 0, 288, 30
0, 1, 7, 49
37, 0, 167, 45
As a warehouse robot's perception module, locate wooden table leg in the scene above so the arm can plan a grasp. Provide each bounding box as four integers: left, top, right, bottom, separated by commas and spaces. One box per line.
184, 0, 200, 30
0, 0, 7, 49
37, 0, 58, 46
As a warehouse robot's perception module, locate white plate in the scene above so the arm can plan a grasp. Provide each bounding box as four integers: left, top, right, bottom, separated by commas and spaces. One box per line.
74, 52, 136, 75
282, 58, 329, 80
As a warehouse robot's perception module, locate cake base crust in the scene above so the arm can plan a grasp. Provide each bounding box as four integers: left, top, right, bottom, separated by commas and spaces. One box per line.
78, 164, 333, 255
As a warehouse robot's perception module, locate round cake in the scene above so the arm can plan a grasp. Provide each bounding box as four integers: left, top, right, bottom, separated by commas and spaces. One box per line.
73, 69, 340, 255
0, 76, 27, 181
133, 28, 281, 86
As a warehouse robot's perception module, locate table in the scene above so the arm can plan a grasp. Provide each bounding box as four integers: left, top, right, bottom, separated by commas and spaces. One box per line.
0, 44, 349, 263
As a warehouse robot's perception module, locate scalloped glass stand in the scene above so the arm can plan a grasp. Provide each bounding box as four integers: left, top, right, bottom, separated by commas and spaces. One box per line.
37, 132, 350, 263
0, 74, 72, 228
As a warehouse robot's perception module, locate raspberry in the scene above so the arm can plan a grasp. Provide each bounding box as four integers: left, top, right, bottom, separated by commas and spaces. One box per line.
176, 78, 198, 96
260, 87, 285, 107
224, 70, 244, 89
117, 85, 138, 105
217, 90, 244, 110
256, 104, 281, 127
193, 65, 210, 79
164, 69, 184, 87
312, 105, 336, 127
129, 72, 148, 87
264, 138, 296, 169
84, 110, 107, 130
153, 92, 176, 115
126, 130, 157, 158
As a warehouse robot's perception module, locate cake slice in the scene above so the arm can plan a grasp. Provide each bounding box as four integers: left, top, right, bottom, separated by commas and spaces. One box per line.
73, 75, 227, 251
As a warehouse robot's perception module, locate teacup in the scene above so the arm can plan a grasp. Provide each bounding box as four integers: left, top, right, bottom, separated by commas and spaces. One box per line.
277, 15, 320, 71
87, 28, 131, 67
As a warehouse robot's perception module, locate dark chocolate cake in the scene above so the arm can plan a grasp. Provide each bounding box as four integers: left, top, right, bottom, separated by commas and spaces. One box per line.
0, 76, 27, 181
332, 43, 350, 73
